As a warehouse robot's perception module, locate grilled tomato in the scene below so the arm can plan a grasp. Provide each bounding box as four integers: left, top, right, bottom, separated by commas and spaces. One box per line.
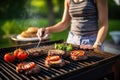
13, 49, 19, 57
14, 48, 28, 60
14, 48, 24, 57
17, 51, 28, 60
4, 53, 16, 62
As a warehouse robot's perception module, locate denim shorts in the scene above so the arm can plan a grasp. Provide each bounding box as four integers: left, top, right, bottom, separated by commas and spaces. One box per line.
66, 31, 104, 50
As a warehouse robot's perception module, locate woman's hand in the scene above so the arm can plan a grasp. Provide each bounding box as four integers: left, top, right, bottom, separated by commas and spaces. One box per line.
37, 28, 49, 40
93, 44, 101, 50
80, 44, 102, 50
80, 44, 93, 50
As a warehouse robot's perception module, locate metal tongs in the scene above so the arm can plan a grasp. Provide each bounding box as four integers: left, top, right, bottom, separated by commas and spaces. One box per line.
35, 31, 48, 48
36, 39, 41, 48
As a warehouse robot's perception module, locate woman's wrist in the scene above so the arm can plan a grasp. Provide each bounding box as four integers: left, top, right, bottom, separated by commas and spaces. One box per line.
93, 42, 102, 49
94, 42, 102, 47
45, 27, 50, 34
93, 44, 100, 49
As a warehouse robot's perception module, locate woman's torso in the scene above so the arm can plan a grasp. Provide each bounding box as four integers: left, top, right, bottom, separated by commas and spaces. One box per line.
69, 0, 98, 36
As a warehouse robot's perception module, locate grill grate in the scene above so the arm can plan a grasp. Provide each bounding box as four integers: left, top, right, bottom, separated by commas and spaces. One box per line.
0, 40, 119, 80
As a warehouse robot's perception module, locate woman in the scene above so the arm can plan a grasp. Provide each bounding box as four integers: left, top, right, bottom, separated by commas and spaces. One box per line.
37, 0, 108, 50
37, 1, 120, 80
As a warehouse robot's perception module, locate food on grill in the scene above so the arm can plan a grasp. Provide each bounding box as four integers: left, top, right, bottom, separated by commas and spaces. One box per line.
21, 27, 38, 38
52, 43, 73, 58
45, 56, 65, 67
70, 50, 88, 61
48, 50, 65, 56
17, 51, 28, 61
48, 49, 69, 58
14, 48, 28, 60
4, 48, 28, 62
16, 62, 41, 75
26, 48, 44, 57
4, 53, 16, 62
55, 43, 73, 51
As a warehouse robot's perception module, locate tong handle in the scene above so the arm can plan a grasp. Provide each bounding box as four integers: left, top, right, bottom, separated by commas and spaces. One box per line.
36, 30, 48, 48
41, 31, 48, 40
41, 30, 45, 37
36, 40, 41, 48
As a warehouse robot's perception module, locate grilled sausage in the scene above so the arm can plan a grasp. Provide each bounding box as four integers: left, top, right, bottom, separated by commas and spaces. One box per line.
70, 50, 88, 61
16, 62, 40, 75
45, 56, 65, 68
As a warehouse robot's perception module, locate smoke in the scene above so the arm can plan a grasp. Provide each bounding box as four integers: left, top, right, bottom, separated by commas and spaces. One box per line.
19, 0, 41, 27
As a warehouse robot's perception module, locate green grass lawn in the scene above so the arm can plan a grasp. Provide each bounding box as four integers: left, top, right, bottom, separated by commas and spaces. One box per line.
0, 19, 120, 48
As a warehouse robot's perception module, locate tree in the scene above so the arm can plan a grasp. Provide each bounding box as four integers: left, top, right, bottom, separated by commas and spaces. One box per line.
46, 0, 55, 25
0, 0, 27, 19
108, 0, 120, 19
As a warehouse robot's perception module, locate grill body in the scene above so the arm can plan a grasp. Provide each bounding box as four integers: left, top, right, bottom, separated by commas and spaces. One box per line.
0, 40, 119, 80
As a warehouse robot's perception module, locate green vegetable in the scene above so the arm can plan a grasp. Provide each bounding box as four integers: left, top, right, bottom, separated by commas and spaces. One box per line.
54, 43, 73, 51
54, 43, 58, 49
66, 44, 73, 51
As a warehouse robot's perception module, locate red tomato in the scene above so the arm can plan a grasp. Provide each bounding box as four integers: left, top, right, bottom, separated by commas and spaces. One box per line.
13, 48, 28, 60
18, 48, 24, 52
4, 53, 16, 62
17, 51, 28, 60
13, 49, 19, 57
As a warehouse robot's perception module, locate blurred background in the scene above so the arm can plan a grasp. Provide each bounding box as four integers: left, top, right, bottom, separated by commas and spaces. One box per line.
0, 0, 120, 48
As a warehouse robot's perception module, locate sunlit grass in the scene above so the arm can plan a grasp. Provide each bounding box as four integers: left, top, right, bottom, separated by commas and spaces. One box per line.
31, 0, 45, 7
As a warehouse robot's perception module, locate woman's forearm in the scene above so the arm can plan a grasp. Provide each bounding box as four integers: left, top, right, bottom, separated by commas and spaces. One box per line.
46, 20, 70, 34
46, 0, 71, 34
95, 23, 108, 43
94, 0, 108, 48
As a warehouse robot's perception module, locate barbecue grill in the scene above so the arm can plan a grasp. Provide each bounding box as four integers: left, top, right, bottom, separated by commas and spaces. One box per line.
0, 40, 120, 80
